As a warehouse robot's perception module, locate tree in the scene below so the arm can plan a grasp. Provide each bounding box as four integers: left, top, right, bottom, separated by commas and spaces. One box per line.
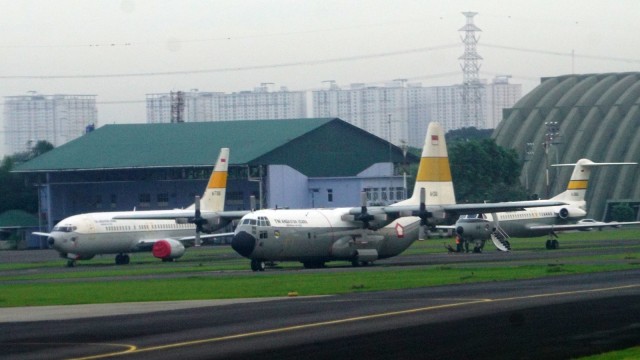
610, 203, 635, 222
445, 127, 493, 143
448, 139, 528, 203
0, 141, 54, 214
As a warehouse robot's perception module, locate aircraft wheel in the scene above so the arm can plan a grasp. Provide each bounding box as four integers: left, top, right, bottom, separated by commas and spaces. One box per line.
66, 260, 76, 268
545, 240, 552, 250
551, 240, 559, 249
251, 259, 265, 272
123, 254, 130, 264
473, 247, 482, 253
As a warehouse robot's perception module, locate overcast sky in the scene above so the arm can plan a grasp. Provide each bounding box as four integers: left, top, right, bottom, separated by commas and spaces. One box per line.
1, 0, 639, 157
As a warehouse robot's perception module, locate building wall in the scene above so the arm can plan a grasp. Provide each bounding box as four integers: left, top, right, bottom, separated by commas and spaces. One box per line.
146, 86, 307, 123
3, 93, 97, 155
312, 78, 521, 147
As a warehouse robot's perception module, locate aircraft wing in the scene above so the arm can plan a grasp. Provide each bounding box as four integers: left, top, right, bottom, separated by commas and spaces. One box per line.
134, 231, 235, 250
32, 232, 51, 237
376, 200, 568, 216
112, 210, 249, 221
528, 221, 640, 232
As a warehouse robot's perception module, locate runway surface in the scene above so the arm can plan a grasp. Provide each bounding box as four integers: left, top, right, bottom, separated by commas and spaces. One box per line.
2, 270, 639, 359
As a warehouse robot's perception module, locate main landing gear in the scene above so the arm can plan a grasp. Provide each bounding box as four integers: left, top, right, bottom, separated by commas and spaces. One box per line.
545, 239, 560, 250
115, 253, 130, 265
251, 259, 266, 271
545, 232, 560, 250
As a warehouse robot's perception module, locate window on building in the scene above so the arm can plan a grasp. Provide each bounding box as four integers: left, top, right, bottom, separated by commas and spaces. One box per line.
157, 193, 169, 207
139, 193, 151, 208
110, 194, 117, 208
95, 195, 102, 209
327, 189, 333, 202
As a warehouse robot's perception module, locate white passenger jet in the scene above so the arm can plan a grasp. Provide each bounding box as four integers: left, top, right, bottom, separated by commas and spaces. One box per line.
453, 159, 639, 252
231, 122, 566, 271
35, 148, 246, 267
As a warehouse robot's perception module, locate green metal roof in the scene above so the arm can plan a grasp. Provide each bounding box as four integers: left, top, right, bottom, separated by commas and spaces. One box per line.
15, 118, 414, 177
0, 210, 39, 228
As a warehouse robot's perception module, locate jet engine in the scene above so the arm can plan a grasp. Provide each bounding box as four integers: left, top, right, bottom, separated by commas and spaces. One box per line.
152, 239, 186, 260
555, 207, 586, 220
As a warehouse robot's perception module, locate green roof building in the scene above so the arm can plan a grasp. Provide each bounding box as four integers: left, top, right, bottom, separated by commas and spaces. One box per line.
16, 118, 416, 233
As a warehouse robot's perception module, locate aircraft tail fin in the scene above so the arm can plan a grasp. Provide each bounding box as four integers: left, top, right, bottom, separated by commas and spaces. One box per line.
200, 148, 230, 212
397, 122, 456, 206
551, 159, 637, 203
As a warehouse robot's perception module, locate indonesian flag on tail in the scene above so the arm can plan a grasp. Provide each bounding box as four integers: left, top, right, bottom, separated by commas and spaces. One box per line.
431, 135, 439, 145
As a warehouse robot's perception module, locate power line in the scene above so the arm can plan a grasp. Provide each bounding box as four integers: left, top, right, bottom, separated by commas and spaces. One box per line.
0, 44, 460, 80
482, 43, 640, 64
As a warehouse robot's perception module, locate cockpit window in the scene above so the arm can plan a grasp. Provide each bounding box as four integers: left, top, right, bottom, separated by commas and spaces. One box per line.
53, 226, 76, 232
257, 216, 271, 226
242, 218, 257, 225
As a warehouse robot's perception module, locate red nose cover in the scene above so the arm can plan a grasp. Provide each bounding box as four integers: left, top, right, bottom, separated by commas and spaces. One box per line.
152, 240, 171, 259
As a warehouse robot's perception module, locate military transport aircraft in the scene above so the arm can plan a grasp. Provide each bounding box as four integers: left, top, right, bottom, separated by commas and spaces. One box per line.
230, 122, 567, 271
35, 148, 247, 267
453, 159, 639, 252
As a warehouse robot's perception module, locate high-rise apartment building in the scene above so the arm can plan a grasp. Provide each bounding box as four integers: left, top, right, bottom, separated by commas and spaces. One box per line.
146, 84, 307, 123
3, 93, 97, 155
312, 77, 521, 148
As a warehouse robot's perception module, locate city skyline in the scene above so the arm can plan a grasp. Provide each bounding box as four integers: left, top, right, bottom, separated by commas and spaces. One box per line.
1, 0, 639, 157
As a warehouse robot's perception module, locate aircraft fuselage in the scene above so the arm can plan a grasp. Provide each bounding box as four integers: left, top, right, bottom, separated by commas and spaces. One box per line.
48, 212, 196, 260
232, 208, 421, 265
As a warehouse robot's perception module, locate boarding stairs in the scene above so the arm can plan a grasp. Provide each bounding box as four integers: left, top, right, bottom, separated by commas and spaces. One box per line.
490, 225, 511, 252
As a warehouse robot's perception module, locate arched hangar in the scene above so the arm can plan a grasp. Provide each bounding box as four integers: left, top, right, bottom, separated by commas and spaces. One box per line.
493, 73, 640, 220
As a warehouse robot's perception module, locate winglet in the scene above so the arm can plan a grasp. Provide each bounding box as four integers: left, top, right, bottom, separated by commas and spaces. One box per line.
200, 148, 230, 212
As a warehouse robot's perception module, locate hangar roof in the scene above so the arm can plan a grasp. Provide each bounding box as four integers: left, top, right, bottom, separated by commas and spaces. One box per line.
15, 118, 414, 177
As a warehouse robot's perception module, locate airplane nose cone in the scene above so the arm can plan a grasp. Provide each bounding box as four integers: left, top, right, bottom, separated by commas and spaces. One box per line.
231, 231, 256, 257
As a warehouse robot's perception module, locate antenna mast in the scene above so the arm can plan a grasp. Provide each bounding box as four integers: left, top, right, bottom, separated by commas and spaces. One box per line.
459, 11, 483, 128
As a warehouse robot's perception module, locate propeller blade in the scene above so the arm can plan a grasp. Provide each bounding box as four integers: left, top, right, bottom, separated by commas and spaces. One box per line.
356, 191, 374, 230
195, 230, 202, 247
193, 195, 203, 246
418, 188, 429, 226
250, 195, 256, 211
419, 225, 426, 241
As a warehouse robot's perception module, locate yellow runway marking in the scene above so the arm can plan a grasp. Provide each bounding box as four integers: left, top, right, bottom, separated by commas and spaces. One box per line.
70, 284, 639, 359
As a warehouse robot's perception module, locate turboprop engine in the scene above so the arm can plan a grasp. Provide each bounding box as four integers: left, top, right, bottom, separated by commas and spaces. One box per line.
152, 239, 186, 261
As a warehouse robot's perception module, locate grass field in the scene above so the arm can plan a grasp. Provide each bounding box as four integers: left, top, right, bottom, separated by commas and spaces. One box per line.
1, 228, 638, 308
1, 229, 639, 359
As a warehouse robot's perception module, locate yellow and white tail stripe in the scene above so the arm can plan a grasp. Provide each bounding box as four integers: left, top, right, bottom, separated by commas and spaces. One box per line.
201, 148, 230, 212
398, 122, 456, 206
551, 159, 636, 202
